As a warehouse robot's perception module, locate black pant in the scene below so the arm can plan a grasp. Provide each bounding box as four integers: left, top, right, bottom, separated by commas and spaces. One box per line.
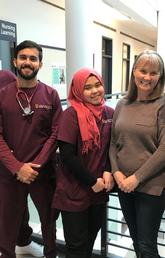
61, 204, 106, 258
118, 189, 165, 258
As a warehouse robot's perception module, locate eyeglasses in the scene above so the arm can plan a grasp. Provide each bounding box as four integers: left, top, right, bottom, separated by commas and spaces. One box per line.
16, 90, 34, 116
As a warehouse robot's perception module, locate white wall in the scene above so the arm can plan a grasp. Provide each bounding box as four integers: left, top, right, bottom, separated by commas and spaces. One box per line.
157, 1, 165, 63
0, 0, 66, 97
0, 0, 156, 97
93, 0, 156, 93
0, 0, 65, 47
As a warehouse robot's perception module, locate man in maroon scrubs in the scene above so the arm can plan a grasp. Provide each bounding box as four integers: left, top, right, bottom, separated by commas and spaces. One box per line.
0, 70, 43, 257
0, 40, 62, 258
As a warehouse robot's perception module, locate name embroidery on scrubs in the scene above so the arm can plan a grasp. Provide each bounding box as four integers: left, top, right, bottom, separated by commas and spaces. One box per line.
102, 118, 112, 123
35, 104, 52, 110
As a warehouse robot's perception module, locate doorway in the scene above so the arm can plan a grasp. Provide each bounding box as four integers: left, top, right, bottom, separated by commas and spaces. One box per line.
102, 37, 112, 95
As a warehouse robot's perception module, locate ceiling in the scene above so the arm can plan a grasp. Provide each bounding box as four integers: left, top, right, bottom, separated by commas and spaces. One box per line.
102, 0, 158, 44
43, 0, 157, 45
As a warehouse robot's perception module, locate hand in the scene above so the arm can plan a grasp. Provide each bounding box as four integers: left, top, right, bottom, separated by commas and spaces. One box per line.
113, 170, 126, 188
17, 163, 40, 184
102, 171, 115, 192
119, 174, 140, 193
92, 178, 105, 193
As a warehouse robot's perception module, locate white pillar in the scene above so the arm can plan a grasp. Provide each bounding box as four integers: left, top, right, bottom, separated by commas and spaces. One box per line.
157, 1, 165, 63
65, 0, 94, 93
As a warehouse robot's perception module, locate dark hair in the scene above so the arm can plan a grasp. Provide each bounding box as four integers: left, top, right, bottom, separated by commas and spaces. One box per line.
126, 50, 165, 102
14, 40, 43, 62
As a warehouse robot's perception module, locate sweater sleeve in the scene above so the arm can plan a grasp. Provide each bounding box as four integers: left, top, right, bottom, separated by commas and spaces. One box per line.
135, 103, 165, 182
58, 140, 97, 187
109, 100, 122, 173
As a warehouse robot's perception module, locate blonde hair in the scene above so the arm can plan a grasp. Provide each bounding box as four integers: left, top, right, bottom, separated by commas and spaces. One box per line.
126, 50, 165, 102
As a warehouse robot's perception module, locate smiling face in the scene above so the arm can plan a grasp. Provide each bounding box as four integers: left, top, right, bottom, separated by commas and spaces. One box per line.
13, 47, 42, 80
83, 75, 105, 105
133, 58, 160, 100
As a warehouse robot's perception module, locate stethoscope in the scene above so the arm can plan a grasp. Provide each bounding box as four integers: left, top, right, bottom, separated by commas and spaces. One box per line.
16, 84, 38, 116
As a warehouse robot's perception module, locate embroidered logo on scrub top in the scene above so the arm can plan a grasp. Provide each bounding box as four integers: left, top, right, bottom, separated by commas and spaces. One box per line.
102, 118, 112, 123
35, 104, 52, 110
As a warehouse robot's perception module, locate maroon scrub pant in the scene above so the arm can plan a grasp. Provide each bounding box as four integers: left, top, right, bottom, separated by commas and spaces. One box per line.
16, 204, 33, 246
0, 173, 56, 258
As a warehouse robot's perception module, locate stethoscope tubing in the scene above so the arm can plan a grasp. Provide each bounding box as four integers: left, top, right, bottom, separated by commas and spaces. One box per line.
16, 90, 34, 116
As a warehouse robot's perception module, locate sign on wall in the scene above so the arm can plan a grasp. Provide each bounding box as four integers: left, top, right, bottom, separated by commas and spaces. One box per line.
52, 65, 65, 85
0, 20, 17, 42
52, 65, 66, 100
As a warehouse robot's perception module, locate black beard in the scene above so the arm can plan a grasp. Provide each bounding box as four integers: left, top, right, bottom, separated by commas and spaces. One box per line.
17, 67, 39, 80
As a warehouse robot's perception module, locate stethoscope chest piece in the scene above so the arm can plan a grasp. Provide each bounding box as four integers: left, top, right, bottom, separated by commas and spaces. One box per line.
22, 106, 34, 116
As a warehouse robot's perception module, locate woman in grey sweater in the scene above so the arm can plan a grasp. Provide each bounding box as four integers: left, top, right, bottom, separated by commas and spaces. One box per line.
110, 50, 165, 258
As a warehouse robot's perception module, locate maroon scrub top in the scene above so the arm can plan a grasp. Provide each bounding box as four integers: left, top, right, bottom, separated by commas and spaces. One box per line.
0, 81, 62, 176
52, 105, 114, 212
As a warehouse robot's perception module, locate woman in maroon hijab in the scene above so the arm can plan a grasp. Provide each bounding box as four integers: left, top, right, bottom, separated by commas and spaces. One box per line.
52, 68, 115, 258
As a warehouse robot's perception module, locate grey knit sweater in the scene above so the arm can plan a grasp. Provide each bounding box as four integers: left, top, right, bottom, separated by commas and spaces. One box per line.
110, 96, 165, 196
